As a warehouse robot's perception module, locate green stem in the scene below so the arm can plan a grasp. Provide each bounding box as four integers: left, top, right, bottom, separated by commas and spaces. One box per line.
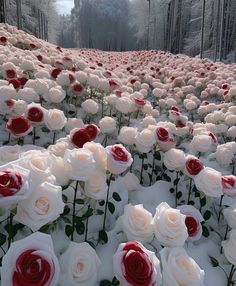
7, 132, 11, 143
149, 152, 155, 186
221, 224, 229, 254
102, 174, 113, 231
218, 195, 224, 222
227, 265, 235, 286
33, 127, 36, 145
52, 131, 57, 144
71, 180, 79, 241
85, 205, 90, 242
187, 178, 192, 204
140, 157, 145, 185
8, 212, 14, 249
175, 172, 179, 207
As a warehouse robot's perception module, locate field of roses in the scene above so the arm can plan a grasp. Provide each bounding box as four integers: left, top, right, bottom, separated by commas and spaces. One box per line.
0, 23, 235, 286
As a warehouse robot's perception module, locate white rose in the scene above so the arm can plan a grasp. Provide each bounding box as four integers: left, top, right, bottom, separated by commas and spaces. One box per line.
106, 144, 133, 175
60, 242, 101, 286
12, 100, 27, 115
135, 129, 156, 153
160, 247, 205, 286
164, 148, 185, 171
25, 79, 49, 95
65, 118, 84, 133
18, 87, 40, 103
45, 109, 67, 131
48, 140, 70, 157
64, 148, 95, 181
84, 169, 107, 200
190, 134, 213, 153
99, 116, 116, 134
140, 116, 157, 129
223, 205, 236, 229
15, 182, 64, 231
49, 155, 70, 186
121, 204, 154, 243
83, 142, 107, 171
215, 145, 234, 166
0, 145, 21, 165
118, 127, 137, 145
17, 150, 55, 184
122, 172, 140, 191
82, 99, 99, 114
115, 97, 132, 114
228, 126, 236, 138
1, 232, 60, 286
194, 167, 223, 197
153, 202, 188, 247
45, 87, 66, 103
222, 230, 236, 265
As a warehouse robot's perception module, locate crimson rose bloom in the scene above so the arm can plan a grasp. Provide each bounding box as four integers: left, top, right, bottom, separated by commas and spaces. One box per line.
13, 249, 53, 286
6, 116, 32, 137
51, 68, 61, 79
6, 69, 16, 79
135, 98, 146, 107
185, 216, 199, 237
113, 241, 162, 286
85, 124, 99, 141
185, 156, 204, 176
70, 128, 91, 148
156, 127, 169, 142
0, 170, 22, 197
26, 106, 44, 124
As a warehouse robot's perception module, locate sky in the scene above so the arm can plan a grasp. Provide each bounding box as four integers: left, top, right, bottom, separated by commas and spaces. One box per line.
56, 0, 74, 15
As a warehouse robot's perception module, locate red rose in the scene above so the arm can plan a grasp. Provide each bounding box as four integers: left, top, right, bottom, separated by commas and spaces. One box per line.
69, 74, 75, 84
37, 55, 43, 61
208, 132, 217, 143
8, 79, 21, 89
135, 98, 146, 107
18, 77, 28, 87
27, 107, 44, 124
185, 157, 204, 176
5, 99, 15, 108
29, 43, 37, 49
170, 106, 179, 112
6, 116, 32, 137
176, 120, 186, 128
0, 36, 7, 44
6, 69, 16, 79
112, 145, 128, 162
85, 124, 99, 140
70, 128, 91, 148
185, 216, 199, 237
13, 249, 54, 286
109, 79, 119, 87
114, 241, 161, 286
73, 83, 83, 93
222, 176, 235, 190
0, 170, 22, 197
51, 68, 61, 79
156, 127, 169, 142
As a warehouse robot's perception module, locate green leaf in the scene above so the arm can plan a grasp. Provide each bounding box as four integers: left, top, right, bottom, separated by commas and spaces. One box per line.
99, 200, 105, 206
177, 191, 182, 199
154, 151, 161, 160
62, 205, 70, 216
143, 164, 148, 170
62, 194, 68, 202
112, 192, 121, 202
112, 276, 120, 286
200, 197, 206, 207
188, 200, 195, 205
41, 126, 50, 133
202, 225, 210, 237
169, 188, 175, 194
96, 210, 104, 215
82, 208, 93, 219
65, 225, 73, 237
99, 230, 108, 243
162, 173, 171, 182
76, 222, 85, 235
108, 202, 115, 214
209, 256, 219, 267
203, 210, 211, 221
173, 178, 180, 186
0, 233, 6, 246
75, 199, 84, 204
100, 280, 112, 286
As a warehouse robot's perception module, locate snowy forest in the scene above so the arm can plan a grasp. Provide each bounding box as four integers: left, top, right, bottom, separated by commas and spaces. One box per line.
1, 0, 236, 62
